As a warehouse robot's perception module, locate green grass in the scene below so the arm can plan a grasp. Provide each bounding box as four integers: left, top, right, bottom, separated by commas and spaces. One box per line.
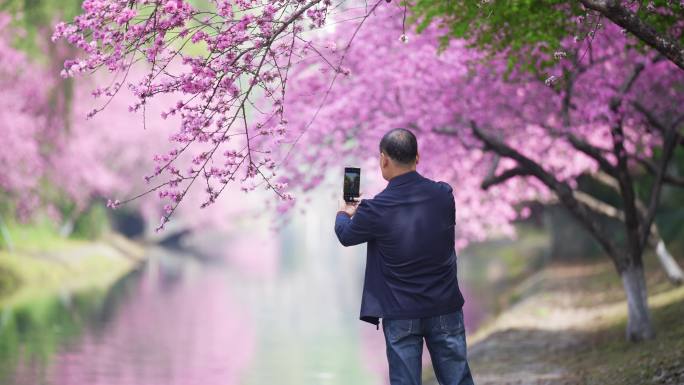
0, 220, 142, 308
565, 286, 684, 385
1, 219, 83, 253
485, 256, 684, 383
0, 248, 133, 306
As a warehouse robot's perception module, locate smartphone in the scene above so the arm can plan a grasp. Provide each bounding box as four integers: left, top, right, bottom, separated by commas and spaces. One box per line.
343, 167, 361, 203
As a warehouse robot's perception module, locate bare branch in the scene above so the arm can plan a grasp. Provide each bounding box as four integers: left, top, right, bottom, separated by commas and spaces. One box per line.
632, 101, 667, 134
481, 167, 530, 190
630, 155, 684, 187
639, 127, 680, 251
567, 133, 618, 177
470, 121, 624, 268
578, 0, 684, 70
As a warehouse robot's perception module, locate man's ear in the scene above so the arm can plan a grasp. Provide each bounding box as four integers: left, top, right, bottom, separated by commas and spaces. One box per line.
415, 152, 420, 165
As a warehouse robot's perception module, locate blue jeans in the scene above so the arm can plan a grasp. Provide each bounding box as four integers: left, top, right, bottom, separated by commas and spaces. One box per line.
381, 309, 475, 385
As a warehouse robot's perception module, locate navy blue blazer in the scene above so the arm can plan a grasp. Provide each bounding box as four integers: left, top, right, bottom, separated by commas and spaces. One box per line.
334, 170, 464, 326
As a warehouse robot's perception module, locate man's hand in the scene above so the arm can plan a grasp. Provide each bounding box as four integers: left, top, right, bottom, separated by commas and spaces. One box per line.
338, 194, 363, 217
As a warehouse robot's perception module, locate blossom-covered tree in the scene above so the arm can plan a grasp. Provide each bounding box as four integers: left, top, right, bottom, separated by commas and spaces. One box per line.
57, 72, 267, 235
269, 5, 684, 341
0, 13, 52, 222
52, 1, 684, 341
53, 0, 389, 232
0, 4, 259, 236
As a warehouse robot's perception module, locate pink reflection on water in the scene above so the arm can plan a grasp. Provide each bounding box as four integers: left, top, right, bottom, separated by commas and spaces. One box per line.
13, 260, 255, 385
222, 229, 279, 280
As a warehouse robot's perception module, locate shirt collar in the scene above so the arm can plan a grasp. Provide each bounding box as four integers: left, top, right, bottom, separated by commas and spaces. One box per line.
387, 170, 421, 188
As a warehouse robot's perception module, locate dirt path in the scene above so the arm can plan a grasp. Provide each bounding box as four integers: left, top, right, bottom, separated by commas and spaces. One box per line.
425, 261, 684, 385
463, 266, 591, 385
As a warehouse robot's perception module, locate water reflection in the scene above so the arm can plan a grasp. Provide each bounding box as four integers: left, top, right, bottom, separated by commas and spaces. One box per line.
3, 250, 256, 385
0, 212, 385, 385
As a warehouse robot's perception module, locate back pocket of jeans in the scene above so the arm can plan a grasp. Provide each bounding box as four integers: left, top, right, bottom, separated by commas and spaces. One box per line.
440, 311, 464, 334
384, 318, 413, 341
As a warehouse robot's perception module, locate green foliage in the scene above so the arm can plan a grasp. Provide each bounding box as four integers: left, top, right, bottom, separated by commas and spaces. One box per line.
0, 265, 20, 297
410, 0, 584, 72
2, 218, 79, 252
0, 0, 83, 60
409, 0, 684, 73
71, 203, 110, 240
0, 230, 134, 308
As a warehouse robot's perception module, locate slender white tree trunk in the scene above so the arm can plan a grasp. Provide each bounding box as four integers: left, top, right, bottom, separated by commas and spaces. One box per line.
59, 218, 75, 238
655, 240, 684, 285
621, 265, 655, 341
59, 206, 84, 238
0, 214, 13, 252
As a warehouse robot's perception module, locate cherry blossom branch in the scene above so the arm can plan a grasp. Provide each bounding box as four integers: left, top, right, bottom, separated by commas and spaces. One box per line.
54, 0, 342, 228
277, 0, 384, 166
470, 120, 625, 269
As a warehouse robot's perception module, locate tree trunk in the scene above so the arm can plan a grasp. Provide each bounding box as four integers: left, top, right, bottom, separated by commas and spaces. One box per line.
621, 265, 655, 341
0, 214, 13, 252
654, 240, 684, 285
59, 206, 82, 238
59, 216, 75, 238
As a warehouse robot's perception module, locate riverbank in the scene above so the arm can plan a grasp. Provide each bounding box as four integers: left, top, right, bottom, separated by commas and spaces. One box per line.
0, 226, 146, 308
425, 257, 684, 385
0, 226, 147, 384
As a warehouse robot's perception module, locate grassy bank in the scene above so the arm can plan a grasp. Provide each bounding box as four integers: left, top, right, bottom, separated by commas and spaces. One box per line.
435, 254, 684, 385
573, 286, 684, 385
0, 219, 147, 384
0, 221, 145, 308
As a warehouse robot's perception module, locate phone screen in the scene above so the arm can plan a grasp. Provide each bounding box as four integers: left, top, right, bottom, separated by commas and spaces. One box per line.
343, 167, 361, 202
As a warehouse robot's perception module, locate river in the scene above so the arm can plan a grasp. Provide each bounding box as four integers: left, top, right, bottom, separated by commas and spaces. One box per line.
0, 192, 483, 385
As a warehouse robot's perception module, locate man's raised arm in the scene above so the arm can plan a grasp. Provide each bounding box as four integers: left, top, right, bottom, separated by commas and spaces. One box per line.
334, 199, 377, 247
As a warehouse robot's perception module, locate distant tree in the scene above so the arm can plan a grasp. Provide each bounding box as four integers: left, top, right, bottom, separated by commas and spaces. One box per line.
0, 13, 52, 222
58, 73, 260, 235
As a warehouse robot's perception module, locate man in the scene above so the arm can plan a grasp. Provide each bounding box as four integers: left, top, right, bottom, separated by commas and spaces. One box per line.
334, 128, 474, 385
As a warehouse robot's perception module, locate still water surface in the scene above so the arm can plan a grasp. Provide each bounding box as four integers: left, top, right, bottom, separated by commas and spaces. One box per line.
0, 205, 480, 385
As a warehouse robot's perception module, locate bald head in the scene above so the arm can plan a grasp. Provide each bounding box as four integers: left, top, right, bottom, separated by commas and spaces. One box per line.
379, 128, 418, 166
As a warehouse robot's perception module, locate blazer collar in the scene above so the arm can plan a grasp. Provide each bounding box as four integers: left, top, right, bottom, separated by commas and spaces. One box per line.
387, 170, 421, 188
